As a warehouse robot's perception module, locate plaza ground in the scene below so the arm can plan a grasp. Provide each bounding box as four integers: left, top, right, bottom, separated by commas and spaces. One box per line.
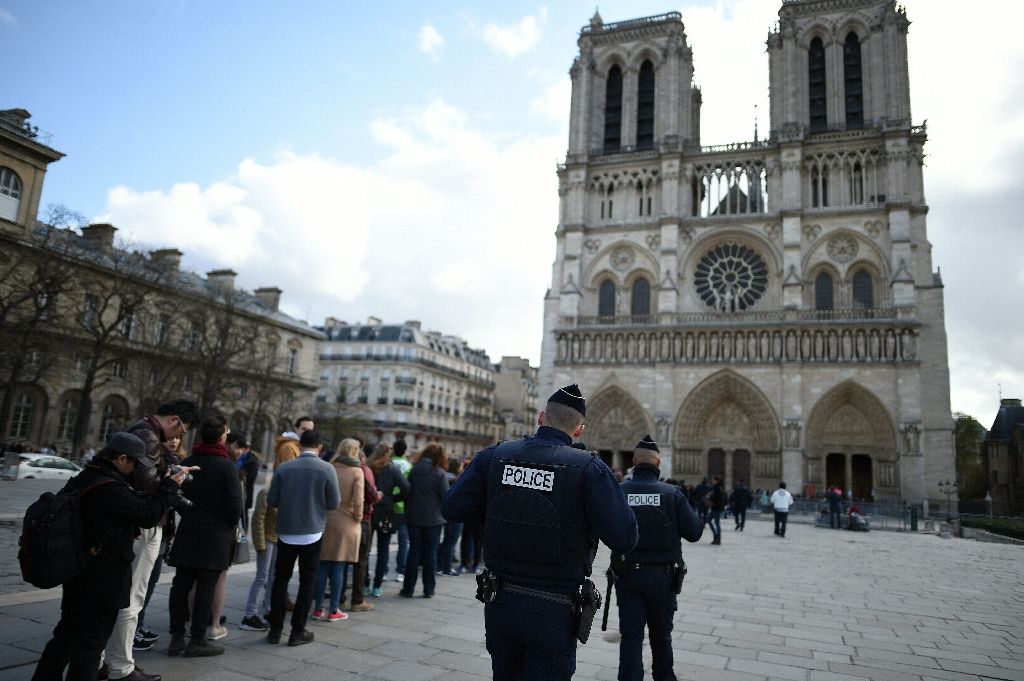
1, 478, 1022, 681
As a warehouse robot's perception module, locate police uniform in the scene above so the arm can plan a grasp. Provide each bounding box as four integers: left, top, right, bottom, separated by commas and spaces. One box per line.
613, 436, 703, 681
442, 384, 638, 681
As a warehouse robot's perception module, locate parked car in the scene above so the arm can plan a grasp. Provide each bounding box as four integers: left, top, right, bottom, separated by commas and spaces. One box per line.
17, 454, 82, 480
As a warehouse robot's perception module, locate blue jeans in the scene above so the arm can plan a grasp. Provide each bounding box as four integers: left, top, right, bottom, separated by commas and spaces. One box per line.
485, 588, 576, 681
401, 525, 442, 596
314, 560, 346, 613
707, 510, 721, 539
616, 569, 677, 681
436, 522, 463, 572
245, 541, 277, 617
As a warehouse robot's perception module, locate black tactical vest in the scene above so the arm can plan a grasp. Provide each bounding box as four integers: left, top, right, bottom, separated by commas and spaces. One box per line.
483, 439, 593, 589
618, 477, 682, 564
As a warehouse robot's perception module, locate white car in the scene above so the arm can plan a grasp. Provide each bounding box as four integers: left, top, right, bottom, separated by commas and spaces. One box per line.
18, 454, 82, 480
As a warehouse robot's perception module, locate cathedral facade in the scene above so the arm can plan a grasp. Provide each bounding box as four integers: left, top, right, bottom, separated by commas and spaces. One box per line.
538, 0, 954, 505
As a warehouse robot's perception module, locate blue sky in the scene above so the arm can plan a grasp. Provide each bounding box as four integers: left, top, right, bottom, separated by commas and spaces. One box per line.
4, 0, 1023, 421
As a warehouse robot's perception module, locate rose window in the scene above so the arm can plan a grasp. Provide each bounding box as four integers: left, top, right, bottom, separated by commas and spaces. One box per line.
694, 243, 768, 311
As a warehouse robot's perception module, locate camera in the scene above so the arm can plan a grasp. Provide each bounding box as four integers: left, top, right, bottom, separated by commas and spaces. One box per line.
166, 465, 194, 512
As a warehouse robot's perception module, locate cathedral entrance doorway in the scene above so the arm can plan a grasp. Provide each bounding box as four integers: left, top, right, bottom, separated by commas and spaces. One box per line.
673, 371, 781, 491
585, 386, 651, 475
806, 382, 896, 501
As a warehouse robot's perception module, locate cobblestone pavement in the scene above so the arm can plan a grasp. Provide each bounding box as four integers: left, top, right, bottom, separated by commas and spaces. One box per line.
0, 484, 1022, 681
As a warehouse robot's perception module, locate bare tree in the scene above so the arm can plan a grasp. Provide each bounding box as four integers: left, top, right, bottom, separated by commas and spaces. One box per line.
185, 289, 259, 417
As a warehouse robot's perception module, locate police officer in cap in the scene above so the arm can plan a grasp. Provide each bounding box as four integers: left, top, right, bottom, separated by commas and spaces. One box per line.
612, 435, 702, 681
442, 383, 638, 681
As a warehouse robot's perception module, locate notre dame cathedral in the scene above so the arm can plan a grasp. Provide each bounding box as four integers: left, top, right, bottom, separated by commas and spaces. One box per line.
537, 0, 954, 506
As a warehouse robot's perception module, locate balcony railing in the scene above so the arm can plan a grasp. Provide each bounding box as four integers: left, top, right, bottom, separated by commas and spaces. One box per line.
565, 308, 903, 329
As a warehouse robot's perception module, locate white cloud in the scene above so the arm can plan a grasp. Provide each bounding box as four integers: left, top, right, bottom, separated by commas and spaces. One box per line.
529, 77, 571, 125
97, 99, 563, 360
0, 8, 16, 25
482, 8, 547, 58
418, 24, 444, 60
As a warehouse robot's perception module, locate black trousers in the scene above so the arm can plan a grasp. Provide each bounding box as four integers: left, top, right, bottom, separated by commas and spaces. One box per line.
773, 510, 789, 537
351, 520, 372, 605
32, 590, 119, 681
269, 539, 321, 634
460, 522, 484, 569
734, 507, 747, 529
169, 565, 220, 639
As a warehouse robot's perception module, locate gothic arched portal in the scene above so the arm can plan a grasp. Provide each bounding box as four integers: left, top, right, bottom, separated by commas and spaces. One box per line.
585, 385, 652, 473
805, 381, 897, 500
672, 370, 781, 487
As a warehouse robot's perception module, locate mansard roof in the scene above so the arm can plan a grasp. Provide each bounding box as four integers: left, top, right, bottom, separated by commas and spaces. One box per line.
986, 399, 1024, 443
318, 320, 492, 369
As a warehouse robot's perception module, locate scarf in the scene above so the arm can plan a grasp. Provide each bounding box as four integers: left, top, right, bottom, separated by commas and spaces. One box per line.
191, 442, 229, 458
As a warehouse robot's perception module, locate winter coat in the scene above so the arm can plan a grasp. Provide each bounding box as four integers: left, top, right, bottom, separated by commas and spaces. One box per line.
405, 458, 449, 528
168, 443, 244, 570
372, 461, 411, 518
251, 487, 277, 551
274, 433, 300, 466
320, 458, 364, 562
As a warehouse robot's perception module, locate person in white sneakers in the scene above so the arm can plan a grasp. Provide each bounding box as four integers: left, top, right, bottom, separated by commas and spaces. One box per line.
770, 481, 794, 538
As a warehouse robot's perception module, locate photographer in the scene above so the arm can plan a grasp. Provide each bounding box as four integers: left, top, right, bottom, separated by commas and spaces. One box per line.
103, 400, 198, 681
166, 415, 244, 657
32, 433, 189, 681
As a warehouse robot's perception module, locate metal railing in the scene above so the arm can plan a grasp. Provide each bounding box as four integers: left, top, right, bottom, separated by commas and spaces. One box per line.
565, 308, 900, 328
786, 499, 913, 531
581, 11, 681, 34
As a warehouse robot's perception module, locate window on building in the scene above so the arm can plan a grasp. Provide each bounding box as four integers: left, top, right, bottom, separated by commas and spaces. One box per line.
10, 393, 34, 439
120, 308, 135, 339
83, 294, 100, 330
808, 37, 827, 133
636, 60, 655, 150
630, 278, 651, 317
598, 279, 616, 318
111, 360, 128, 379
57, 397, 78, 441
844, 32, 864, 130
0, 167, 22, 222
183, 374, 193, 392
604, 65, 623, 152
811, 166, 830, 207
852, 270, 873, 309
154, 314, 170, 346
815, 272, 834, 310
288, 348, 298, 375
187, 322, 201, 351
100, 400, 127, 443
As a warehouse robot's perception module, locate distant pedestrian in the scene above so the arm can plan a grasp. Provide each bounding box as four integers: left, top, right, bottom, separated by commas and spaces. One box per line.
391, 439, 412, 582
312, 439, 364, 622
707, 476, 725, 545
367, 442, 410, 595
826, 486, 843, 529
770, 481, 794, 538
399, 443, 449, 598
265, 430, 340, 647
729, 478, 752, 531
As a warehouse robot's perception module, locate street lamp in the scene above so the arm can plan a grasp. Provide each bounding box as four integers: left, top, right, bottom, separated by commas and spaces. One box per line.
938, 479, 959, 522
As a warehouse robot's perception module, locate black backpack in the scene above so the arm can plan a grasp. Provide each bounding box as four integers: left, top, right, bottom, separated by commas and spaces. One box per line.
18, 477, 114, 589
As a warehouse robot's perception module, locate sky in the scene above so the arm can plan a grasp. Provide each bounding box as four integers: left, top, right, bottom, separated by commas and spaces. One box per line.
3, 0, 1023, 423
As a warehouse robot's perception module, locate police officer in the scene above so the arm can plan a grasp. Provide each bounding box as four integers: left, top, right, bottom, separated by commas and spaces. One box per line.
612, 435, 702, 681
31, 433, 189, 681
442, 384, 638, 681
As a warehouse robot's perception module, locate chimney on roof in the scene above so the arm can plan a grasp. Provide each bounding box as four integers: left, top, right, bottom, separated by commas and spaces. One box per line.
405, 320, 421, 329
206, 269, 237, 292
367, 316, 382, 326
81, 223, 117, 254
150, 248, 182, 271
0, 108, 32, 128
254, 286, 282, 312
324, 317, 346, 329
1002, 398, 1022, 407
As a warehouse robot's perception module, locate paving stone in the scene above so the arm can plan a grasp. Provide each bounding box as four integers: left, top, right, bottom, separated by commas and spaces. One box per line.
728, 658, 809, 681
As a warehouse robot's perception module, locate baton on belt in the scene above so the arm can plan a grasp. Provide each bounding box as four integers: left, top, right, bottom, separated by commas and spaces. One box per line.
601, 566, 617, 631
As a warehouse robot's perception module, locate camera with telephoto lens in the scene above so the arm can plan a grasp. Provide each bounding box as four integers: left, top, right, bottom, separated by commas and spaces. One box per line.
166, 465, 193, 512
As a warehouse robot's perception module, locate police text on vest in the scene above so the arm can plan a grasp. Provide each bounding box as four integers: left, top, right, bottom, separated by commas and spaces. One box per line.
501, 465, 555, 492
627, 494, 661, 506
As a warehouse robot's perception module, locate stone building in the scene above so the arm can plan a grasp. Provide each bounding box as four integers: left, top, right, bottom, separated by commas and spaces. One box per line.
538, 1, 955, 503
494, 356, 539, 441
982, 398, 1024, 515
316, 317, 499, 458
0, 109, 322, 456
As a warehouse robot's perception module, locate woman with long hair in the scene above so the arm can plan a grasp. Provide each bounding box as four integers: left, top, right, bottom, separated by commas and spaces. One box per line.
367, 442, 410, 596
399, 443, 449, 598
312, 439, 364, 622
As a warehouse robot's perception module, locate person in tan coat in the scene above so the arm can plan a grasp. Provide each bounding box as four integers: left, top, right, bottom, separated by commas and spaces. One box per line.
311, 439, 364, 621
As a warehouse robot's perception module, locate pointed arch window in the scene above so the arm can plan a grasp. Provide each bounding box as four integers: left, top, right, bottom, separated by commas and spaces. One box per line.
852, 270, 873, 309
598, 279, 616, 318
844, 32, 864, 130
630, 278, 651, 317
604, 65, 623, 153
636, 60, 655, 150
815, 272, 834, 310
808, 37, 827, 133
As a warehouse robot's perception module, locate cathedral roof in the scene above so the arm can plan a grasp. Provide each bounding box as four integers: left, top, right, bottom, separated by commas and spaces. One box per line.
986, 399, 1024, 442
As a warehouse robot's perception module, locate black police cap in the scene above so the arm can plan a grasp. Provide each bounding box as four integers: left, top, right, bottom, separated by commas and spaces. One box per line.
636, 434, 659, 452
548, 383, 586, 416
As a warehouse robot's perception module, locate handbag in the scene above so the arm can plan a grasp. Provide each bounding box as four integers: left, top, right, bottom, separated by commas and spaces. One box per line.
372, 504, 397, 535
233, 526, 251, 564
